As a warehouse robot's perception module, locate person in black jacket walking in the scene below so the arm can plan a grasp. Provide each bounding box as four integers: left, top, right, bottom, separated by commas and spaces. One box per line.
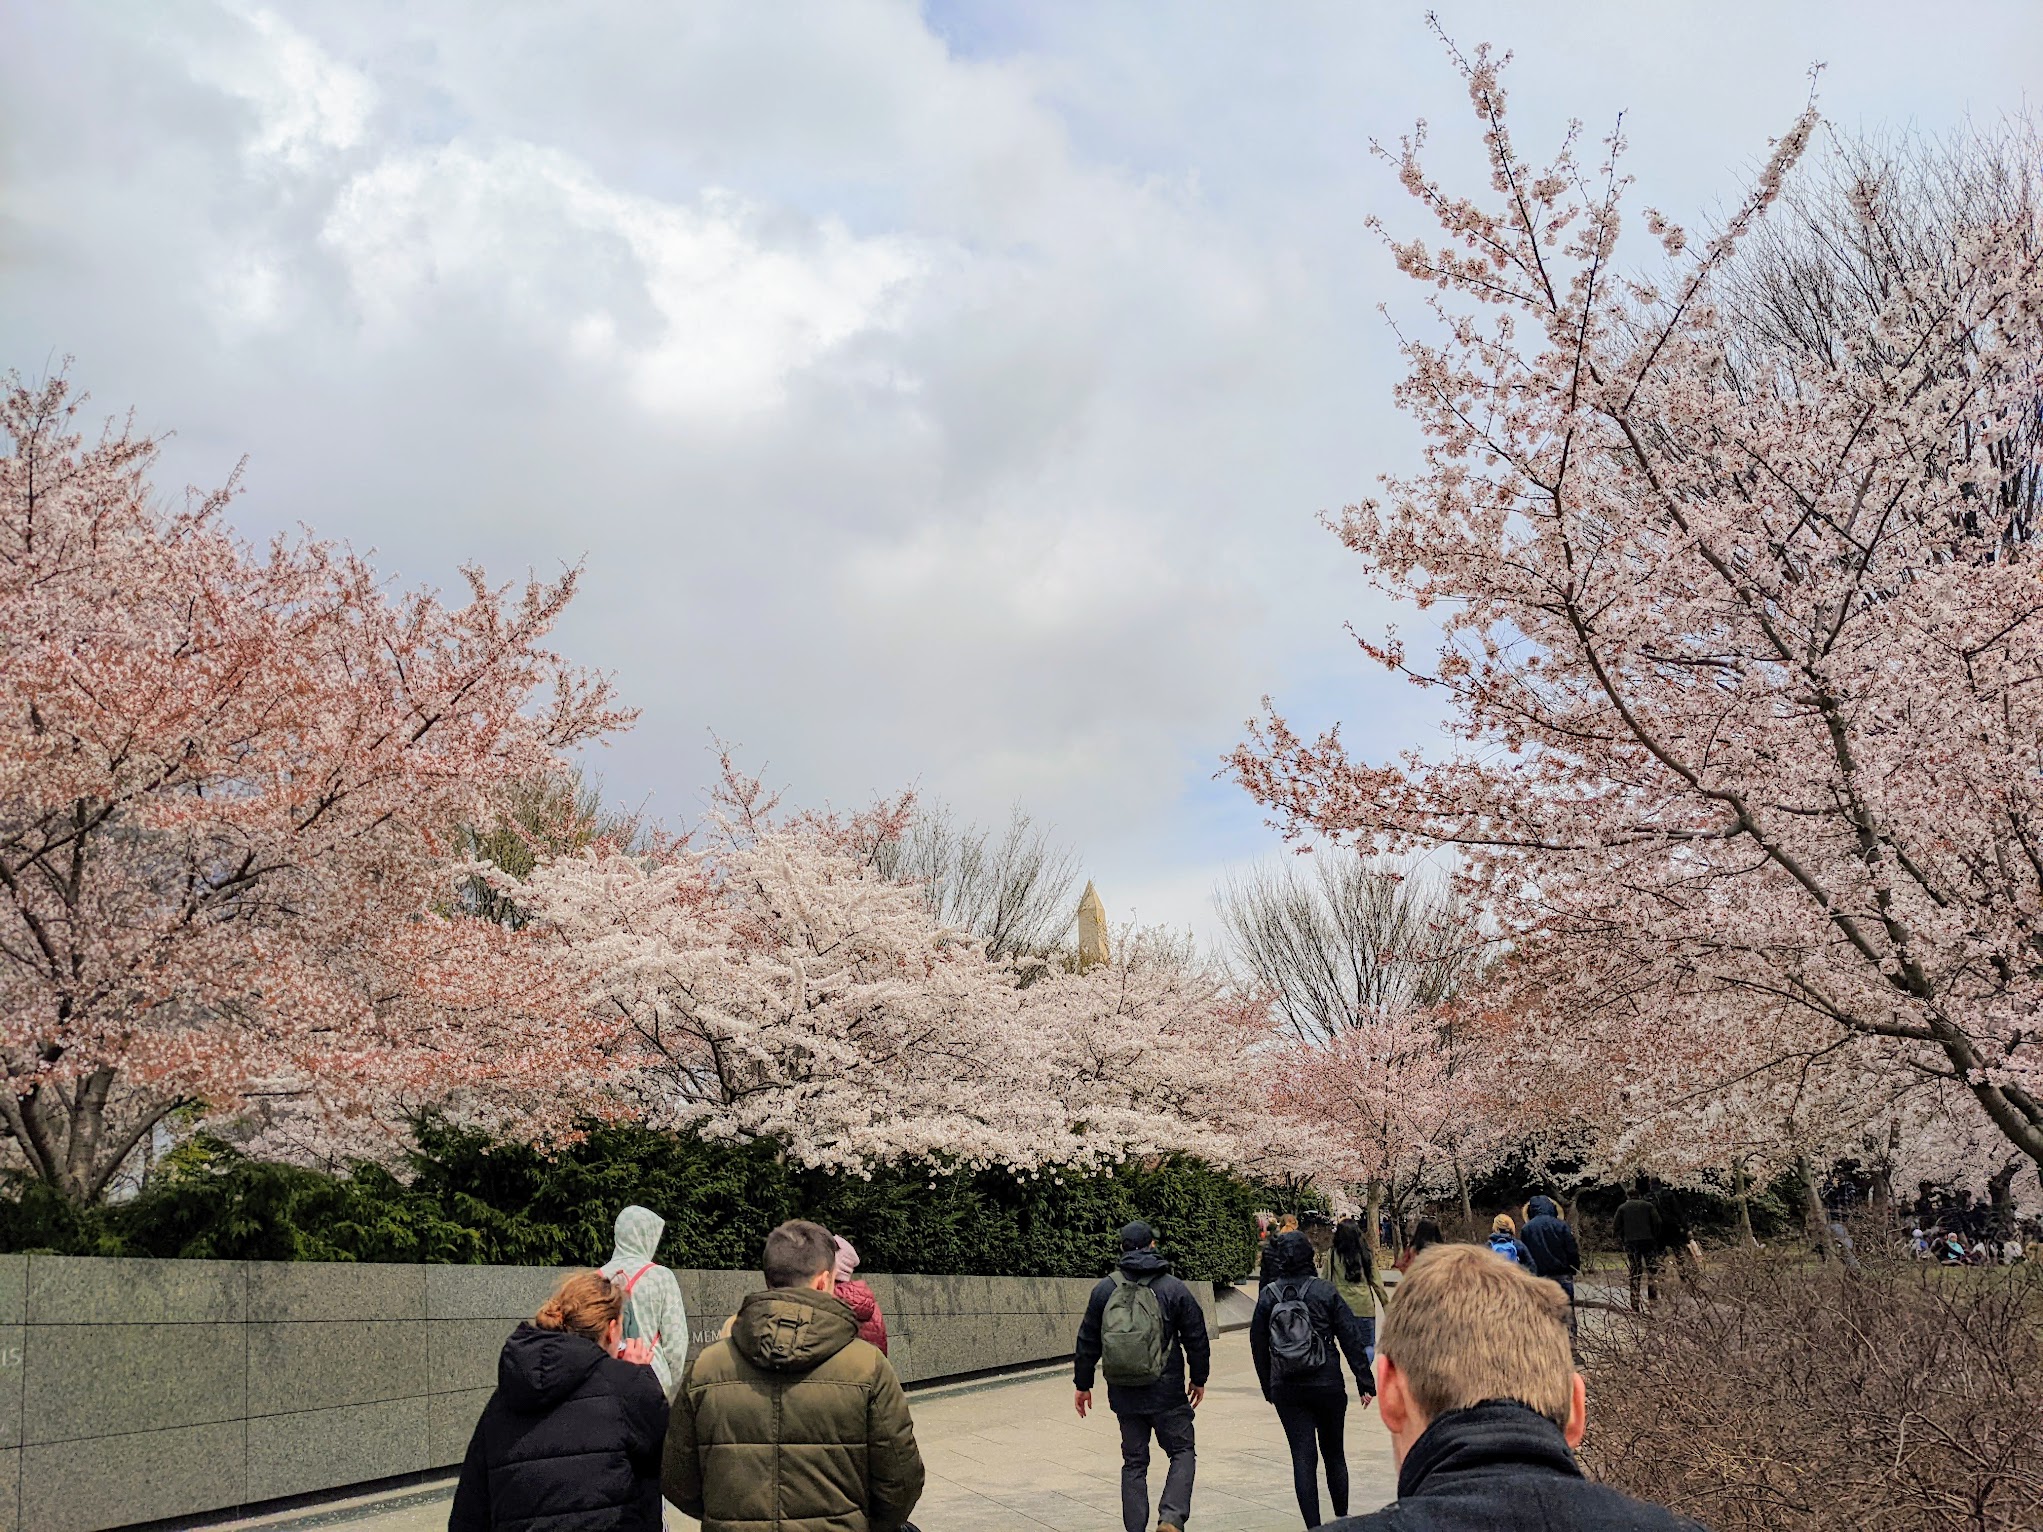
449, 1269, 668, 1532
1250, 1231, 1375, 1527
1074, 1221, 1212, 1532
1320, 1245, 1707, 1532
1614, 1182, 1662, 1310
1519, 1195, 1581, 1328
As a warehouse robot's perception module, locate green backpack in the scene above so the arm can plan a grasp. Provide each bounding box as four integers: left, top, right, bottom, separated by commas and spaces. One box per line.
1100, 1271, 1169, 1386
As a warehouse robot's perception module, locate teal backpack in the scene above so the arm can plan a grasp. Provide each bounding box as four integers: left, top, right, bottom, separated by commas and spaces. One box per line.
1100, 1271, 1169, 1386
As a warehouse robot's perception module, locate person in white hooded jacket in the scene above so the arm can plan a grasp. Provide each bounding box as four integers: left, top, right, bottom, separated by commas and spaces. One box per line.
600, 1205, 689, 1398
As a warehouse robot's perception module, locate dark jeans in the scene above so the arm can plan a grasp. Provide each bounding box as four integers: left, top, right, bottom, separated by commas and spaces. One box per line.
1117, 1405, 1196, 1532
1273, 1391, 1348, 1527
1549, 1274, 1577, 1335
1626, 1242, 1660, 1308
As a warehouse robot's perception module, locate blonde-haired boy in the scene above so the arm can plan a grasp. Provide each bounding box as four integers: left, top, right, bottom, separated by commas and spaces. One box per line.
1321, 1244, 1708, 1531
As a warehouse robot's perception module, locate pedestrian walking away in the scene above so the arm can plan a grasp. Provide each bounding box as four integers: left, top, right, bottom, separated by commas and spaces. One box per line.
1518, 1197, 1578, 1279
1073, 1220, 1212, 1532
663, 1219, 925, 1532
834, 1234, 889, 1352
1319, 1245, 1708, 1532
1518, 1196, 1580, 1328
1655, 1189, 1703, 1283
1329, 1218, 1380, 1326
1614, 1184, 1662, 1310
1394, 1220, 1444, 1275
449, 1269, 668, 1532
1250, 1231, 1376, 1529
1485, 1213, 1533, 1268
599, 1204, 689, 1398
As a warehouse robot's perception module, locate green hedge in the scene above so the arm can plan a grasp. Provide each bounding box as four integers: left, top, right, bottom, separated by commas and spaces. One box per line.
0, 1124, 1266, 1283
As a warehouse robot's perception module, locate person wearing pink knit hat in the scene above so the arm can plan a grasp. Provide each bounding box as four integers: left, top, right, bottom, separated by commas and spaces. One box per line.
833, 1235, 889, 1353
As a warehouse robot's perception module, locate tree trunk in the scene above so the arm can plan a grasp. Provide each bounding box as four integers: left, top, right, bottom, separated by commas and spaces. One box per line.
1987, 1158, 2020, 1239
1364, 1178, 1392, 1308
1797, 1154, 1862, 1272
1732, 1157, 1759, 1249
1454, 1158, 1475, 1241
1872, 1119, 1900, 1215
1796, 1155, 1828, 1246
0, 1070, 179, 1207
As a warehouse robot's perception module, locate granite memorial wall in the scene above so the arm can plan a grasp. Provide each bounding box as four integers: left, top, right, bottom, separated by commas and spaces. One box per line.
5, 1253, 1217, 1532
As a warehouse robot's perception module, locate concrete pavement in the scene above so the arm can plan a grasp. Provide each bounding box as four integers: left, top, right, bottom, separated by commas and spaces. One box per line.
205, 1329, 1397, 1532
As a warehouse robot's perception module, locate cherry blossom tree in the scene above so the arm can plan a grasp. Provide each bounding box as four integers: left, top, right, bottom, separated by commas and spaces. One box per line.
0, 376, 629, 1204
1231, 41, 2043, 1189
1019, 927, 1271, 1170
1270, 1004, 1455, 1265
1222, 853, 1503, 1246
517, 827, 1037, 1169
513, 768, 1275, 1176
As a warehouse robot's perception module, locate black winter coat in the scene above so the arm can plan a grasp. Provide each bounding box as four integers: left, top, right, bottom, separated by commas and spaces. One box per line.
1519, 1208, 1580, 1281
1073, 1247, 1212, 1414
1613, 1198, 1660, 1247
449, 1322, 669, 1532
1248, 1275, 1374, 1401
1321, 1401, 1709, 1532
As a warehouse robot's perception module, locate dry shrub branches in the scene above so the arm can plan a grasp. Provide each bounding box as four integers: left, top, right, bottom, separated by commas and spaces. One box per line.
1580, 1248, 2043, 1530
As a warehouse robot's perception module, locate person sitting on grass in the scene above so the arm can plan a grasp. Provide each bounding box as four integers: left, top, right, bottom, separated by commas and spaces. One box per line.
1322, 1244, 1709, 1532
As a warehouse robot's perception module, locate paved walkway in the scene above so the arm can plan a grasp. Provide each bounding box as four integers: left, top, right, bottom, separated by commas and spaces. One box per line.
224, 1331, 1395, 1532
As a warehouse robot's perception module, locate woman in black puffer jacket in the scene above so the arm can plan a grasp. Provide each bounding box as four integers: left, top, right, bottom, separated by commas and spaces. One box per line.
1250, 1230, 1376, 1529
450, 1270, 670, 1532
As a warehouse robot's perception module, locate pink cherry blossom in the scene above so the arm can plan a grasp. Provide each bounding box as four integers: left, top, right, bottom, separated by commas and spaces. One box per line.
0, 375, 631, 1202
1231, 43, 2043, 1193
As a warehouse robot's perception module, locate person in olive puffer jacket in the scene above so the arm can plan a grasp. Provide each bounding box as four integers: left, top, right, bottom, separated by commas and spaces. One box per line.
663, 1220, 925, 1532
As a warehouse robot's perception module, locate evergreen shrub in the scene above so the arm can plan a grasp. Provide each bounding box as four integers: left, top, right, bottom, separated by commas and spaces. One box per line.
0, 1123, 1265, 1283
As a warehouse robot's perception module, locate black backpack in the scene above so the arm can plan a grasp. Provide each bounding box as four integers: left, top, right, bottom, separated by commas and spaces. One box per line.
1266, 1278, 1328, 1378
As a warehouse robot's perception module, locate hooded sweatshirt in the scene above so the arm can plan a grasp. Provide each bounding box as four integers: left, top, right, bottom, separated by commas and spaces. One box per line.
599, 1204, 688, 1397
449, 1322, 669, 1532
1519, 1197, 1580, 1281
663, 1285, 924, 1532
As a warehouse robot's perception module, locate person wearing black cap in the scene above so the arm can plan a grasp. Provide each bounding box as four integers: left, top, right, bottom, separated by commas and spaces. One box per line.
1073, 1221, 1213, 1532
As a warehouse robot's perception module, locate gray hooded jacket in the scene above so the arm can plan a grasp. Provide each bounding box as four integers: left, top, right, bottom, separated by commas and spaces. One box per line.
600, 1205, 689, 1398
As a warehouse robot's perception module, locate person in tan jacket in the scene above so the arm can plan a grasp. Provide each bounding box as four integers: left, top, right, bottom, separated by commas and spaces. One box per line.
663, 1220, 925, 1532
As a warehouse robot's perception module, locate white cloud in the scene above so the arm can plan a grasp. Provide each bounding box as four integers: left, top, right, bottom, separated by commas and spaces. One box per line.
207, 249, 286, 330
322, 141, 926, 418
174, 2, 375, 170
10, 0, 2043, 943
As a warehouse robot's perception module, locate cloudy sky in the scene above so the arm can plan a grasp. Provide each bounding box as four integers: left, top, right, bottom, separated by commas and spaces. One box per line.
5, 1, 2039, 940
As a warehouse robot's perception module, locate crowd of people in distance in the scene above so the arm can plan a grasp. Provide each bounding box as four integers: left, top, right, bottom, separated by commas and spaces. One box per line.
1905, 1184, 2039, 1267
448, 1194, 1703, 1532
1911, 1221, 2035, 1265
